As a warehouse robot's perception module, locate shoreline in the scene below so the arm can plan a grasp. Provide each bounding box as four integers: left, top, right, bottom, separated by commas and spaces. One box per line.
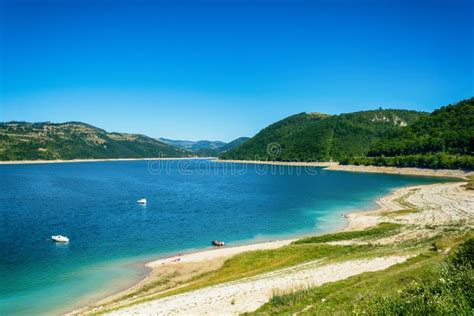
215, 159, 472, 179
69, 212, 350, 314
77, 177, 473, 315
3, 157, 470, 181
73, 177, 471, 314
325, 164, 472, 180
0, 157, 213, 165
68, 238, 312, 315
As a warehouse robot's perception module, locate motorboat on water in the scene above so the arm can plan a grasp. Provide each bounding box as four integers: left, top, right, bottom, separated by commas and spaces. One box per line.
52, 235, 69, 243
137, 198, 147, 205
211, 240, 225, 247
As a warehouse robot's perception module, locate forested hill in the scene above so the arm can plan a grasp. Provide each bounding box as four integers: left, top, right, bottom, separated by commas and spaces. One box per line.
368, 98, 473, 157
220, 110, 426, 161
0, 122, 192, 161
342, 98, 474, 169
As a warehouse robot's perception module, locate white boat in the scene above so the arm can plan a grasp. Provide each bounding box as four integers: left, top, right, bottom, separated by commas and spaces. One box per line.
137, 198, 147, 205
52, 235, 69, 243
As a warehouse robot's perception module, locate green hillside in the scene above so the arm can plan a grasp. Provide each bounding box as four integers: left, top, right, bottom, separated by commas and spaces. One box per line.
342, 98, 474, 169
369, 98, 473, 157
220, 110, 426, 161
0, 122, 192, 161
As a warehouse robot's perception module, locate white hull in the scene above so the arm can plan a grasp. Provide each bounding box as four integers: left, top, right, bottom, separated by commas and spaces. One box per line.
52, 235, 69, 243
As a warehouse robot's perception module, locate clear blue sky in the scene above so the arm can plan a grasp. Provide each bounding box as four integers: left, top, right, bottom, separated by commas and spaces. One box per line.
1, 0, 472, 141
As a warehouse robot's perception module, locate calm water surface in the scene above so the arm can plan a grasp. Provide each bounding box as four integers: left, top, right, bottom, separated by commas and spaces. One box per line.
0, 160, 446, 315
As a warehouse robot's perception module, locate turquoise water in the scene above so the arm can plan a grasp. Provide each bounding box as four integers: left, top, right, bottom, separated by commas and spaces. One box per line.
0, 160, 445, 315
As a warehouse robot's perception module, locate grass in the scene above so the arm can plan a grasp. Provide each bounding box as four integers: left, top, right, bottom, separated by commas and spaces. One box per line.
432, 233, 472, 252
393, 188, 419, 207
381, 189, 422, 217
465, 175, 474, 190
385, 208, 420, 217
293, 223, 402, 244
367, 237, 474, 315
248, 253, 444, 315
249, 233, 474, 315
117, 271, 180, 301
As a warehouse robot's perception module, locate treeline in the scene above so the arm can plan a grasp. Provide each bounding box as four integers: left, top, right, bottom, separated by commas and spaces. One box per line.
343, 98, 474, 170
368, 99, 473, 157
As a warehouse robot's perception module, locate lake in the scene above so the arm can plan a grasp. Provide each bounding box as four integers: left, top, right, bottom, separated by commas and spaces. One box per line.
0, 160, 445, 315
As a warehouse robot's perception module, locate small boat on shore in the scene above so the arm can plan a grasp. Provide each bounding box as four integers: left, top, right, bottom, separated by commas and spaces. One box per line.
52, 235, 69, 243
211, 240, 225, 246
137, 198, 147, 205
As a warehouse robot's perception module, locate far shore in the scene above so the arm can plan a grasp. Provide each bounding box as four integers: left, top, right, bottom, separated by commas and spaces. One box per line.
3, 157, 471, 180
0, 157, 214, 165
214, 159, 338, 167
215, 159, 472, 179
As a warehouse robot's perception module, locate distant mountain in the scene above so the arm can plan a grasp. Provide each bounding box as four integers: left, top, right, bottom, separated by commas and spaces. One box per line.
157, 138, 197, 150
158, 137, 249, 157
0, 122, 192, 161
159, 138, 226, 152
192, 137, 250, 157
220, 109, 426, 161
219, 137, 250, 153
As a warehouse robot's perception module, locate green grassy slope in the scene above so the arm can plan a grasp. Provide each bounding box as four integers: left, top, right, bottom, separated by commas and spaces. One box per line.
251, 236, 473, 315
0, 121, 192, 160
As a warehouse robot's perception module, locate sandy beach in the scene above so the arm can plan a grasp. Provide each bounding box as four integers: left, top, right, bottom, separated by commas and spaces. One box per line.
71, 164, 473, 315
325, 164, 472, 179
146, 239, 296, 269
